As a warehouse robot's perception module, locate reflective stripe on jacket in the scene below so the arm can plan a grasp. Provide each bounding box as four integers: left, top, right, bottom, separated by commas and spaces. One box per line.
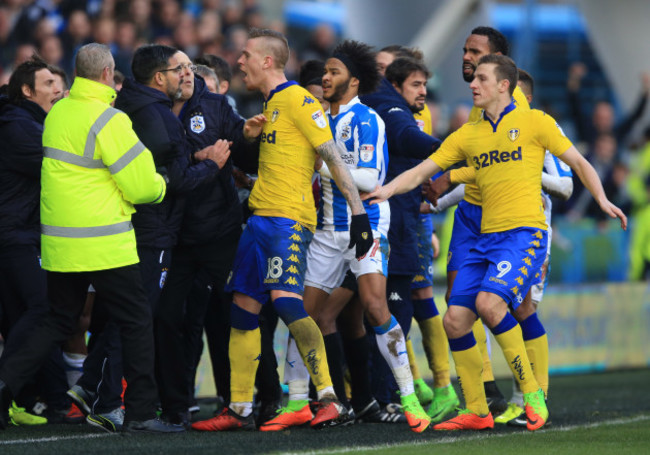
41, 77, 166, 272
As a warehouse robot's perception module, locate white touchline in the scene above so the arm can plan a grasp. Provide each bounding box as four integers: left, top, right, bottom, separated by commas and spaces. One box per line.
0, 432, 113, 445
281, 414, 650, 455
0, 414, 647, 448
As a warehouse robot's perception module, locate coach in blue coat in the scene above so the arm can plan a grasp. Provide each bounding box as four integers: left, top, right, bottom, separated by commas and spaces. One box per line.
0, 58, 70, 421
360, 57, 440, 407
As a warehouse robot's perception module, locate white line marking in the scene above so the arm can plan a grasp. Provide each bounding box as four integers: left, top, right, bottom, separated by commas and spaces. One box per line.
0, 432, 114, 445
282, 414, 650, 455
0, 414, 647, 448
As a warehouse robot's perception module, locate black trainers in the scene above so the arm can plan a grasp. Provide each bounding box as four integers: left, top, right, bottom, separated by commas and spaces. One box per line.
162, 410, 191, 430
67, 385, 95, 416
124, 417, 186, 434
484, 381, 508, 416
87, 407, 125, 433
355, 399, 407, 424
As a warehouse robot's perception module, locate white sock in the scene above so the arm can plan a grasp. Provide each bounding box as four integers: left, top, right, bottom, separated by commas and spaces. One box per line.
511, 377, 524, 407
374, 317, 414, 397
316, 386, 336, 401
284, 335, 310, 401
229, 401, 253, 417
62, 352, 86, 389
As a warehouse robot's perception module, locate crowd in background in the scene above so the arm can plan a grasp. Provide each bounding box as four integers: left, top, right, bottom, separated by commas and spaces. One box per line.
1, 0, 649, 278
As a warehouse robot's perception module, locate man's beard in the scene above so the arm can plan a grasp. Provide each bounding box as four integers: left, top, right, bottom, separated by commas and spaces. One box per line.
408, 101, 424, 113
324, 77, 351, 104
462, 63, 476, 83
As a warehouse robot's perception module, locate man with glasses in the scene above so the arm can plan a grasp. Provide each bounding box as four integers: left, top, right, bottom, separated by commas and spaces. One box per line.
152, 50, 265, 426
0, 43, 181, 434
66, 44, 232, 432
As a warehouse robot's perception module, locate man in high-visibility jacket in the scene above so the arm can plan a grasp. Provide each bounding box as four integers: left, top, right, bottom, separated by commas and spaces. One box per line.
0, 43, 182, 434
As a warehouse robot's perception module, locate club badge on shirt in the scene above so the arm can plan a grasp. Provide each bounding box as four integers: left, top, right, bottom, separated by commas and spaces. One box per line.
312, 110, 327, 128
508, 128, 520, 141
190, 114, 206, 134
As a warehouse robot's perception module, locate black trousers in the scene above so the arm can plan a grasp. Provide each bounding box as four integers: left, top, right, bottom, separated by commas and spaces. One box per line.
0, 263, 158, 422
77, 246, 170, 413
0, 245, 69, 411
155, 229, 240, 414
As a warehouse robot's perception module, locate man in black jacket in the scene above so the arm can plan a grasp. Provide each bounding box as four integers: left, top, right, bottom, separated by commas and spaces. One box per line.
67, 44, 231, 432
0, 56, 71, 424
153, 50, 266, 425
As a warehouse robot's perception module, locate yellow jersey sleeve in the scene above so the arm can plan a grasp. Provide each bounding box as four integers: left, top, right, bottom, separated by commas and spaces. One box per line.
248, 83, 331, 230
450, 166, 476, 184
531, 109, 573, 157
429, 128, 466, 170
290, 89, 332, 150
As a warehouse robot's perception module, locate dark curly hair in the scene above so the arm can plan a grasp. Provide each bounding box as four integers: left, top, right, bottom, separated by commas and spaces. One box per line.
471, 26, 509, 56
331, 40, 380, 95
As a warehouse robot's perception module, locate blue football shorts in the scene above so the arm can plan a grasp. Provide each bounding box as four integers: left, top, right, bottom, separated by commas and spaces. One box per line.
447, 200, 482, 273
225, 215, 313, 304
449, 227, 548, 312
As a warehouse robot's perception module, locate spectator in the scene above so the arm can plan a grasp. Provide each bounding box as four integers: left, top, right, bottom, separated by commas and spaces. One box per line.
629, 176, 650, 280
628, 125, 650, 211
567, 62, 650, 151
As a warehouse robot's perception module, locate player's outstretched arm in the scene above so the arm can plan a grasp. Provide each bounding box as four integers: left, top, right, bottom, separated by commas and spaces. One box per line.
559, 146, 627, 230
364, 158, 441, 204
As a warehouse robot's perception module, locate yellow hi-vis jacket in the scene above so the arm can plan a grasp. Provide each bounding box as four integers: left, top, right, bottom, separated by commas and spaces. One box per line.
41, 77, 166, 272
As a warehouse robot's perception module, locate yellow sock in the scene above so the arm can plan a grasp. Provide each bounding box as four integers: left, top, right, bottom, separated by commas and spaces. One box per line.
525, 334, 549, 397
419, 316, 450, 388
449, 333, 488, 416
492, 322, 538, 394
472, 319, 494, 382
229, 327, 261, 403
406, 337, 422, 380
287, 316, 333, 391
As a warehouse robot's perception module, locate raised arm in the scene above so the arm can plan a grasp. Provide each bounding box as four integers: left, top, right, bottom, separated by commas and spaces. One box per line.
558, 145, 627, 229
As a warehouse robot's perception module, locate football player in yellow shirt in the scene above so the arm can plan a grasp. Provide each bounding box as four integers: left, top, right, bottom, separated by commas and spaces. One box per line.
365, 54, 626, 431
429, 27, 530, 415
192, 28, 373, 432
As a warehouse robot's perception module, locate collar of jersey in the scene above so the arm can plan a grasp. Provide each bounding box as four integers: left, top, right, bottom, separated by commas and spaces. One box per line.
265, 80, 298, 105
482, 99, 516, 132
327, 96, 360, 117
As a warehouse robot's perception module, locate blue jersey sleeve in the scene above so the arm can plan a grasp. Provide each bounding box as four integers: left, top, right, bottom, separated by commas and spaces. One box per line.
355, 109, 381, 170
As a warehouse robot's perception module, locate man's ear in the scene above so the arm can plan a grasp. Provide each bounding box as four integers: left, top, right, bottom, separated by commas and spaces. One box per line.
21, 84, 33, 99
499, 78, 509, 94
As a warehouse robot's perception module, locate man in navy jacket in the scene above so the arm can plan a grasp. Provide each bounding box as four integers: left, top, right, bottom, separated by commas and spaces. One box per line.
68, 45, 231, 431
360, 54, 440, 408
0, 57, 70, 423
155, 50, 264, 425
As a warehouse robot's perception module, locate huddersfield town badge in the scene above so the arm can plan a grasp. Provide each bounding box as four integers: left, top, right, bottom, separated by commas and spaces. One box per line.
190, 114, 205, 133
508, 128, 520, 141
